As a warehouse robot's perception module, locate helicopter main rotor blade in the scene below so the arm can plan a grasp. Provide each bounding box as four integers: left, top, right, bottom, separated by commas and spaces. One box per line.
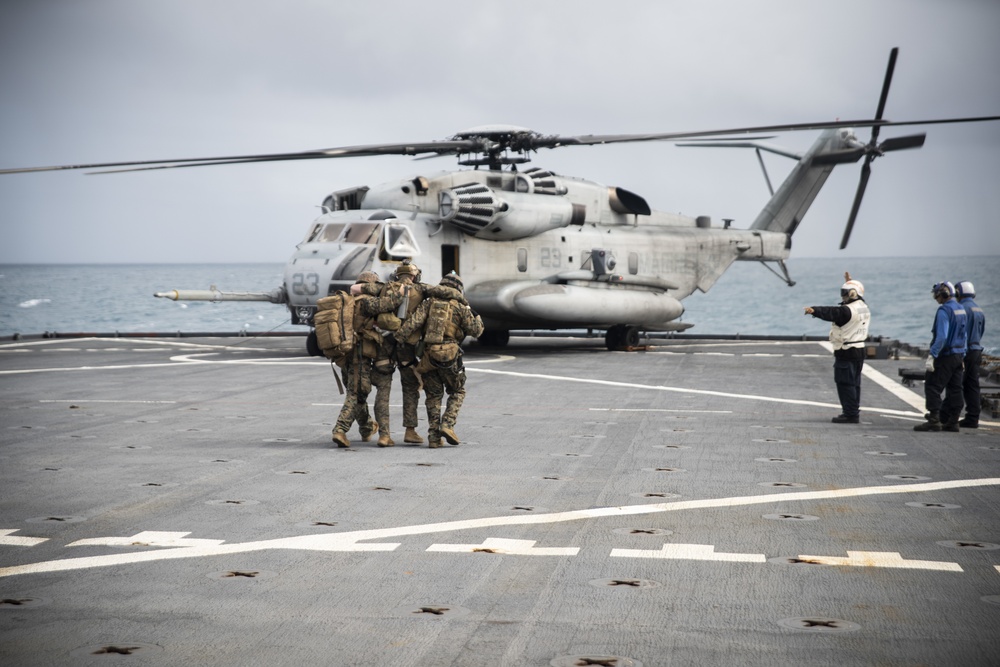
840, 158, 873, 250
1, 119, 997, 176
545, 120, 884, 148
0, 140, 483, 175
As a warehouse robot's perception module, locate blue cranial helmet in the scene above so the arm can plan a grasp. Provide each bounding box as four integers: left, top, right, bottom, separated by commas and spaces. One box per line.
932, 281, 955, 299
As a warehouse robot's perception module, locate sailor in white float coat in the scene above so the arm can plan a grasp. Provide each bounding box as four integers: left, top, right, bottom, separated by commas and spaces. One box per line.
804, 272, 871, 424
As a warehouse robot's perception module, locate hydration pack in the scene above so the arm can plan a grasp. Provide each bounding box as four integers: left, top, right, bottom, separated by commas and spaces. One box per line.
314, 293, 356, 361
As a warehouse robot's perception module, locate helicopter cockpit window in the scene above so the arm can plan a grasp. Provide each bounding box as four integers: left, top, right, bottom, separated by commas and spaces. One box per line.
314, 223, 346, 243
341, 223, 381, 245
304, 223, 323, 243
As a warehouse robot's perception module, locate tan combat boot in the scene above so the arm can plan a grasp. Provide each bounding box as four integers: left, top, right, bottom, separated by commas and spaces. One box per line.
428, 439, 443, 449
361, 420, 378, 442
332, 431, 350, 448
403, 427, 423, 444
441, 426, 460, 446
377, 433, 395, 447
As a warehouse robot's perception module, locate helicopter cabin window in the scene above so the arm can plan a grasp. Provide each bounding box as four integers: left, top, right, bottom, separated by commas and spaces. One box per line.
379, 224, 421, 261
628, 252, 639, 275
341, 223, 381, 245
517, 248, 527, 272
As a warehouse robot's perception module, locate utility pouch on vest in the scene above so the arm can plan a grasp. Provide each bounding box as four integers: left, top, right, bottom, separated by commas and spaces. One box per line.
360, 329, 382, 359
426, 341, 460, 364
377, 312, 401, 331
415, 353, 435, 374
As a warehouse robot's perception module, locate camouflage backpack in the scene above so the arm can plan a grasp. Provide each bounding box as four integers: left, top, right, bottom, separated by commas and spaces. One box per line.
314, 292, 356, 361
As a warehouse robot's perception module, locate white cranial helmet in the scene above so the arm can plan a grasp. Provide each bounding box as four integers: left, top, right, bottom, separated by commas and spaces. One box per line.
841, 279, 864, 301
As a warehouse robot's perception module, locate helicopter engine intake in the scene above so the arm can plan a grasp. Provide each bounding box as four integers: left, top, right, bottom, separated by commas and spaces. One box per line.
438, 183, 585, 241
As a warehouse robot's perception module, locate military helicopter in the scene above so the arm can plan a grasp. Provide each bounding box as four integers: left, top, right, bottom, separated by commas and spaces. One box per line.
3, 48, 997, 353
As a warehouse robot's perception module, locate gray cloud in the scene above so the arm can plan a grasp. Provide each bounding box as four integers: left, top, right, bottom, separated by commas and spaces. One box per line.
1, 0, 998, 263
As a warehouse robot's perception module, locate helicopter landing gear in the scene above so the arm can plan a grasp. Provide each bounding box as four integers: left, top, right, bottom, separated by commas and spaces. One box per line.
478, 328, 510, 348
306, 330, 322, 357
605, 324, 640, 351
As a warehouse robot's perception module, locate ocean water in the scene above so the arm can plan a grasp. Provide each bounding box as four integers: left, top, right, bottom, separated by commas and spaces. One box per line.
0, 264, 297, 338
681, 256, 999, 353
1, 258, 997, 353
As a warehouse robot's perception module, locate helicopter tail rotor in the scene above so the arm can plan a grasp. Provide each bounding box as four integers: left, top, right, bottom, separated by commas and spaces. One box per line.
837, 47, 928, 249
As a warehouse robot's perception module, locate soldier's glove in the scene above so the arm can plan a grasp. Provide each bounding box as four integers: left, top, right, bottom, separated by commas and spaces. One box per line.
925, 356, 935, 372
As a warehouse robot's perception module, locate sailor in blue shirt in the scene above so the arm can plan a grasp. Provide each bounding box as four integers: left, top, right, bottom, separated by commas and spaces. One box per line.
915, 282, 968, 432
953, 280, 986, 428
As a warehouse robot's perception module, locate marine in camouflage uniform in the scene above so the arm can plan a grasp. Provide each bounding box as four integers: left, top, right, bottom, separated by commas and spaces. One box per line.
331, 272, 381, 448
387, 260, 424, 444
359, 260, 426, 445
395, 273, 483, 448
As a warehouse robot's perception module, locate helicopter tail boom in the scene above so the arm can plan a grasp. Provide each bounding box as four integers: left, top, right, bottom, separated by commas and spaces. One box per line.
748, 129, 843, 237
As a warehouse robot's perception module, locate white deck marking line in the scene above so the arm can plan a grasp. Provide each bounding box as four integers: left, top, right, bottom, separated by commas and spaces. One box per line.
1, 477, 996, 579
427, 538, 579, 556
0, 529, 48, 547
589, 408, 732, 413
0, 361, 199, 376
794, 551, 962, 572
650, 341, 822, 349
40, 399, 177, 404
67, 531, 226, 548
168, 352, 514, 366
170, 353, 318, 366
0, 337, 273, 351
818, 341, 925, 412
468, 367, 920, 417
611, 543, 766, 562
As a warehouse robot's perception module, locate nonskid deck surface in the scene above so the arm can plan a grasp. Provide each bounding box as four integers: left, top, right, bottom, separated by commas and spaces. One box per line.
1, 336, 998, 666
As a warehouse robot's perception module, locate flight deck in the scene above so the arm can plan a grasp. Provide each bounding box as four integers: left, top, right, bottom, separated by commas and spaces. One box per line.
1, 336, 998, 666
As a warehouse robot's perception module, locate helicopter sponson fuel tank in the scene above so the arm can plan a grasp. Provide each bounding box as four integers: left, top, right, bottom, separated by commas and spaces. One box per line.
467, 279, 684, 330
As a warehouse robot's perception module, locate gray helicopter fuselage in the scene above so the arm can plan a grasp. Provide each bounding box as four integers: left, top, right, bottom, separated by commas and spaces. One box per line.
284, 165, 791, 331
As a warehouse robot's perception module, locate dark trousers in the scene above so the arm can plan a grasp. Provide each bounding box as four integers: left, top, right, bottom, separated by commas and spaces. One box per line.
833, 358, 864, 418
962, 349, 982, 421
926, 353, 964, 422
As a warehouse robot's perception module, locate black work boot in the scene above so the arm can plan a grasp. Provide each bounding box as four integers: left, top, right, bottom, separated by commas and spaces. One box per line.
831, 414, 860, 424
914, 413, 942, 432
958, 417, 979, 429
942, 421, 960, 433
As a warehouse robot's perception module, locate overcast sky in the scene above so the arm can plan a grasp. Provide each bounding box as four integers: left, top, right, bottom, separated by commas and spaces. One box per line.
1, 0, 998, 264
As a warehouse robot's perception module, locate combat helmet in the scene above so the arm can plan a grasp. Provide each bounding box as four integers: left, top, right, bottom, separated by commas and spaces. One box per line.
440, 272, 463, 292
394, 259, 420, 280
